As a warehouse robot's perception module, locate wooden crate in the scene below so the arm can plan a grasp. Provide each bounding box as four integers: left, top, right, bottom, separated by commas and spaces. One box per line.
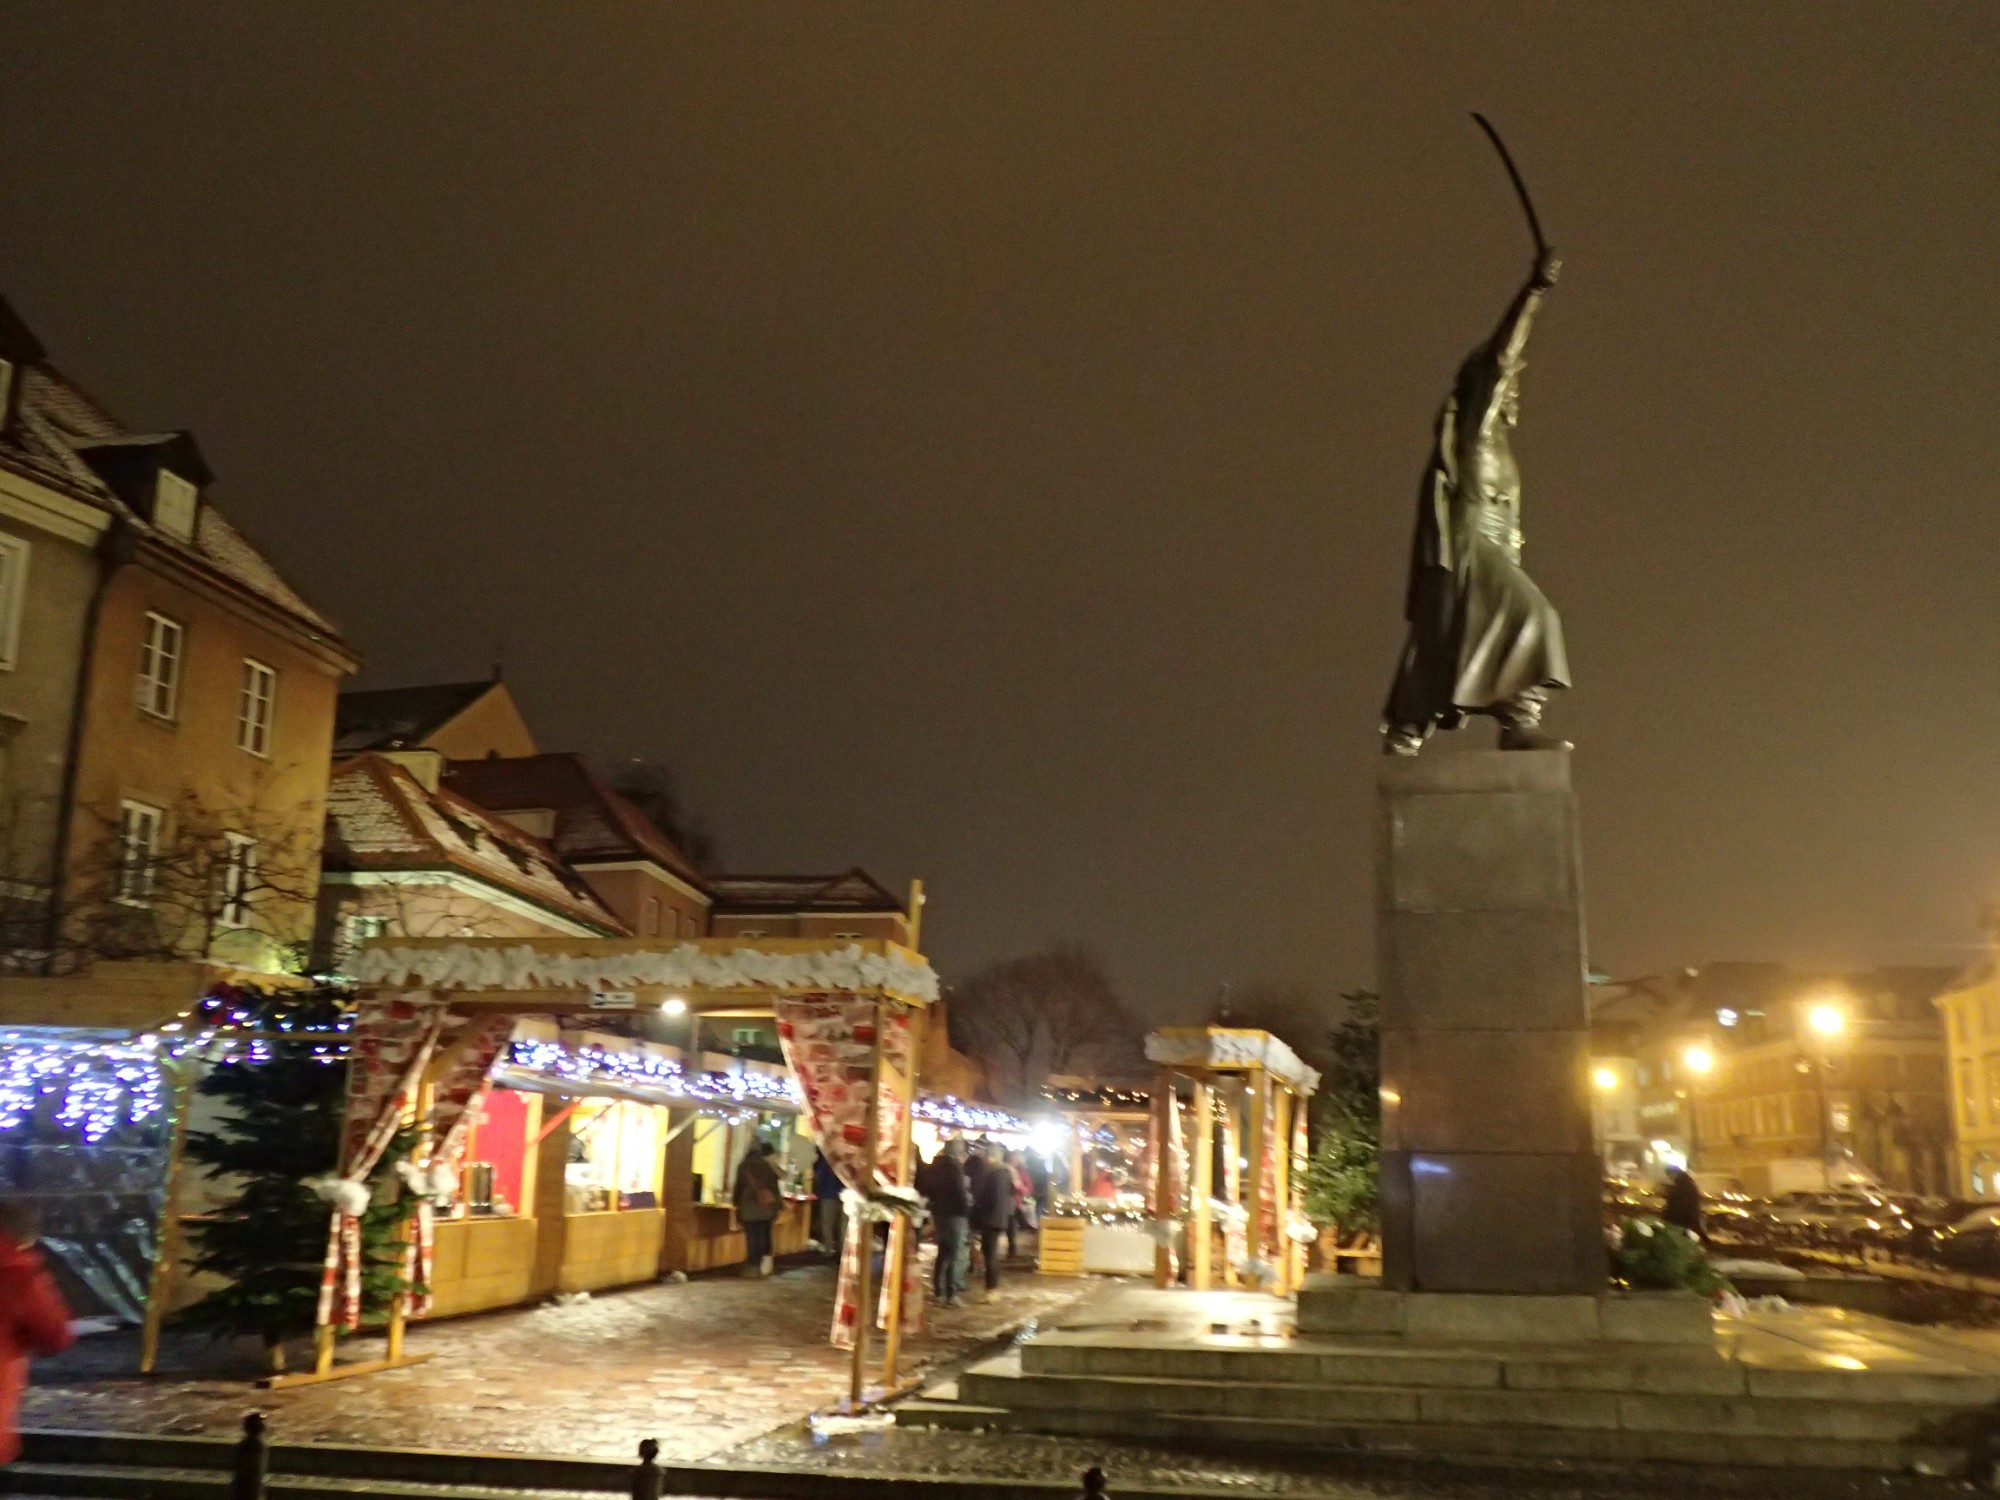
1037, 1215, 1086, 1275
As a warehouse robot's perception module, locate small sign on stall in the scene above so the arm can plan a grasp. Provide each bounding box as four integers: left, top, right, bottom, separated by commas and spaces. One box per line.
589, 990, 637, 1011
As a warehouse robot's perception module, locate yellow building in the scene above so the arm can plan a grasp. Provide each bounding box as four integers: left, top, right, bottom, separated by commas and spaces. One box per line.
1591, 964, 1952, 1196
1933, 952, 2000, 1197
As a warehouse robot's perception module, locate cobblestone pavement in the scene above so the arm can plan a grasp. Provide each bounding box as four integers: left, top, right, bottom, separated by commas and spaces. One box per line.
25, 1257, 1088, 1463
718, 1424, 1975, 1498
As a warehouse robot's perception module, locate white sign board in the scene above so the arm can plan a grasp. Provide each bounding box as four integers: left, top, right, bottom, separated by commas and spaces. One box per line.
589, 990, 637, 1011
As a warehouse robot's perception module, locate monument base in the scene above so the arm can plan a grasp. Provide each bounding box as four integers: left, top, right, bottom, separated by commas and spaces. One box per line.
1377, 749, 1602, 1294
1296, 1279, 1715, 1346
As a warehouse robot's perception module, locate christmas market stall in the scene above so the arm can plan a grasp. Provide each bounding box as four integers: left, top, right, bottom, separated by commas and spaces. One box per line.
1033, 1078, 1158, 1276
331, 931, 938, 1403
1143, 1026, 1320, 1294
0, 962, 342, 1374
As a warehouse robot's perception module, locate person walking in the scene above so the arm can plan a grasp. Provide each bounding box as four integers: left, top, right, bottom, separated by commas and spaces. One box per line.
924, 1139, 971, 1306
1, 1202, 73, 1467
1661, 1167, 1704, 1243
970, 1142, 1017, 1301
733, 1141, 783, 1277
811, 1150, 844, 1257
1004, 1149, 1036, 1261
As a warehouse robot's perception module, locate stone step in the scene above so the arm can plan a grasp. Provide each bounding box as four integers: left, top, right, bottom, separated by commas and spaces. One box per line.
1021, 1337, 2000, 1404
960, 1359, 1975, 1443
900, 1397, 1969, 1477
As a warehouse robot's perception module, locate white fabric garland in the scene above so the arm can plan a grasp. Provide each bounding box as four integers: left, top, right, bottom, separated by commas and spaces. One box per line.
306, 1175, 371, 1216
353, 941, 940, 1003
1143, 1028, 1321, 1094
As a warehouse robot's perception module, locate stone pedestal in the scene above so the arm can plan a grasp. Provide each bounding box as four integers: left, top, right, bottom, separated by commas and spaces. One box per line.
1377, 749, 1602, 1294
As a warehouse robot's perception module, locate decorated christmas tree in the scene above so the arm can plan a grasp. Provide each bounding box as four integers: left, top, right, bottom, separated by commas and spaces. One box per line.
176, 991, 422, 1372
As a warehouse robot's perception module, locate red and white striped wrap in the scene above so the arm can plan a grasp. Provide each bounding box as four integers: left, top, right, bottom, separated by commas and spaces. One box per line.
314, 993, 447, 1332
408, 1013, 517, 1317
774, 993, 921, 1348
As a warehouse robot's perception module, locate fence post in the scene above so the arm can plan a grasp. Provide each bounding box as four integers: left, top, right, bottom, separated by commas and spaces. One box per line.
230, 1413, 267, 1500
631, 1438, 662, 1500
1080, 1465, 1107, 1498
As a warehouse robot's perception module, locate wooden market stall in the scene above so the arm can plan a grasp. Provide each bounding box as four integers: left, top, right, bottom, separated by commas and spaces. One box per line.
317, 930, 937, 1404
1144, 1026, 1320, 1294
1034, 1080, 1158, 1276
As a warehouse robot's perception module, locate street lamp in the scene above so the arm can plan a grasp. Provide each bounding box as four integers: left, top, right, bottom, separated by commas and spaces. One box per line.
1801, 995, 1850, 1179
1680, 1042, 1714, 1172
1592, 1065, 1618, 1092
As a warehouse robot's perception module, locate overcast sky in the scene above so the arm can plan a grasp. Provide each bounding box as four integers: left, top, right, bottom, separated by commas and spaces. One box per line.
3, 4, 1996, 1021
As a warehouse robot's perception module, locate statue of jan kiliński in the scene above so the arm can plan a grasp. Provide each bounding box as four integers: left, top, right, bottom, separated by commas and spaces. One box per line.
1382, 245, 1570, 755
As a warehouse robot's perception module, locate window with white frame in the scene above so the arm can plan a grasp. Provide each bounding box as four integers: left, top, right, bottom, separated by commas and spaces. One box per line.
345, 913, 391, 947
137, 613, 183, 720
116, 801, 162, 904
237, 659, 275, 755
219, 832, 258, 928
0, 534, 28, 670
153, 469, 198, 543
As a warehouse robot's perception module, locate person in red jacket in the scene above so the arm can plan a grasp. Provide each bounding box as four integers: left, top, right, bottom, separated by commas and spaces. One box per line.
0, 1202, 74, 1467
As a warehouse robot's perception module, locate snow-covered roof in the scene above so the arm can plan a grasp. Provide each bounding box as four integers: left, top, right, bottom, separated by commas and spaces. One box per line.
324, 755, 628, 937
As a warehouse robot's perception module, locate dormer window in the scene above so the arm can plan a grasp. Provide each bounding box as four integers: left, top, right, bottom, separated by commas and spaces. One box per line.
154, 470, 198, 543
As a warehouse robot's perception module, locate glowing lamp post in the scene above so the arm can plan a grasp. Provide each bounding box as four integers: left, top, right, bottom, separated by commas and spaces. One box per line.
1679, 1043, 1714, 1171
1801, 996, 1849, 1176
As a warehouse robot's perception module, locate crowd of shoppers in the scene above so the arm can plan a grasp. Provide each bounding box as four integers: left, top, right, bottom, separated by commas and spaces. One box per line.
914, 1137, 1046, 1305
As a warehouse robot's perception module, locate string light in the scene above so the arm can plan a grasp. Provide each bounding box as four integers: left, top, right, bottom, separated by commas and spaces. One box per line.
1040, 1084, 1151, 1111
913, 1095, 1028, 1134
504, 1037, 802, 1109
0, 1035, 168, 1142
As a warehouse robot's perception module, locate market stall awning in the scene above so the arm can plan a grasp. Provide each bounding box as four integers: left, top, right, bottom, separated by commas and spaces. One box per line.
351, 936, 938, 1008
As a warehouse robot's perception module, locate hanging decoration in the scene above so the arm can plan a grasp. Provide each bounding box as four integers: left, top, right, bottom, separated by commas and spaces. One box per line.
500, 1036, 801, 1109
355, 941, 939, 1003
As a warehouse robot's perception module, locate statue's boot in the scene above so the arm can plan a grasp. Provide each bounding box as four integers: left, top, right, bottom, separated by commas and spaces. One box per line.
1496, 688, 1570, 752
1382, 722, 1429, 757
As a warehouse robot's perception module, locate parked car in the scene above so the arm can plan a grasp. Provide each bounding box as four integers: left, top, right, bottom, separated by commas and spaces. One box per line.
1765, 1190, 1910, 1242
1929, 1206, 2000, 1276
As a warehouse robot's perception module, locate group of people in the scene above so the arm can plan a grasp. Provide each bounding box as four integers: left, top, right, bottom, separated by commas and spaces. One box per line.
915, 1138, 1041, 1307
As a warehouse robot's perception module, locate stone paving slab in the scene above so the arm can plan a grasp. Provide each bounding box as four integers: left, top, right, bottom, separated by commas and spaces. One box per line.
25, 1258, 1089, 1463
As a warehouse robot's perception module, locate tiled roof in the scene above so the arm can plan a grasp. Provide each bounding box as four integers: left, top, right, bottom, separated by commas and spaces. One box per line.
323, 754, 628, 936
0, 307, 346, 642
441, 753, 708, 891
336, 680, 500, 754
707, 869, 905, 915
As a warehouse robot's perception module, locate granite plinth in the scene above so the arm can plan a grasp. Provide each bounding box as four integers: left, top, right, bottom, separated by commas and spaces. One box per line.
1377, 749, 1601, 1294
1294, 1281, 1717, 1346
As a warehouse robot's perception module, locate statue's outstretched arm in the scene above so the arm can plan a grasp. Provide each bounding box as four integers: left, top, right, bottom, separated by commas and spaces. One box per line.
1490, 251, 1560, 370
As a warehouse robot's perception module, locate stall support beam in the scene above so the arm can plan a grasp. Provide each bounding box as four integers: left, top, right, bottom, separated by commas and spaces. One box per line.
880, 999, 922, 1391
1190, 1078, 1214, 1291
1151, 1071, 1176, 1288
138, 1060, 197, 1374
848, 999, 888, 1408
1271, 1086, 1293, 1293
1288, 1087, 1310, 1292
1245, 1068, 1270, 1289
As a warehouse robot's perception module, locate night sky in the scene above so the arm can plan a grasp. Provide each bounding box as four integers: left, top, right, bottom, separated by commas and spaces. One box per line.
3, 6, 1997, 1021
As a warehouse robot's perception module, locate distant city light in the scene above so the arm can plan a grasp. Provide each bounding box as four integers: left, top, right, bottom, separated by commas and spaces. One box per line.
1715, 1008, 1738, 1027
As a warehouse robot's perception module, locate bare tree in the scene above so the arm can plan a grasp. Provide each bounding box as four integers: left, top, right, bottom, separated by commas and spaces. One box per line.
604, 757, 720, 874
952, 943, 1142, 1104
58, 782, 321, 974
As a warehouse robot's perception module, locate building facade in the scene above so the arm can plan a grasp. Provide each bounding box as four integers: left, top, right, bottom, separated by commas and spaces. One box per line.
1590, 963, 1952, 1196
0, 294, 358, 978
1933, 947, 2000, 1197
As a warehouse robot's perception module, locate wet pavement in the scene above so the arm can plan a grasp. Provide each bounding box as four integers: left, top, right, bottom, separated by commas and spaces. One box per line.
719, 1424, 1977, 1497
26, 1256, 1087, 1462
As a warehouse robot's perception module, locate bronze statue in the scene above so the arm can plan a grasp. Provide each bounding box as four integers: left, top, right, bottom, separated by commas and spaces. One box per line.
1383, 118, 1570, 755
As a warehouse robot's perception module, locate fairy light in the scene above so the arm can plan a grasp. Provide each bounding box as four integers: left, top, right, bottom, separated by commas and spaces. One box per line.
504, 1037, 802, 1109
914, 1095, 1028, 1135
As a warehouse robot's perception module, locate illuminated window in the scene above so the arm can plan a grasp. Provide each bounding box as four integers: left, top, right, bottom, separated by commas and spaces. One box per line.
0, 533, 29, 670
237, 659, 275, 755
217, 833, 257, 928
137, 613, 182, 720
116, 800, 162, 904
153, 469, 198, 542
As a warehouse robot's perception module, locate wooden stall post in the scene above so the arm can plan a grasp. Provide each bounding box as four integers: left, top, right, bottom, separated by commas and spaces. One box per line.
1221, 1086, 1241, 1289
1288, 1087, 1310, 1292
1270, 1086, 1293, 1294
848, 997, 889, 1407
1190, 1076, 1214, 1291
880, 999, 922, 1390
1244, 1067, 1270, 1289
1151, 1071, 1175, 1288
138, 1058, 197, 1374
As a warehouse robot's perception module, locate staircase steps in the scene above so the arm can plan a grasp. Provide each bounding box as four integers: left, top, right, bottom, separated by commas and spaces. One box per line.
894, 1343, 1994, 1475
